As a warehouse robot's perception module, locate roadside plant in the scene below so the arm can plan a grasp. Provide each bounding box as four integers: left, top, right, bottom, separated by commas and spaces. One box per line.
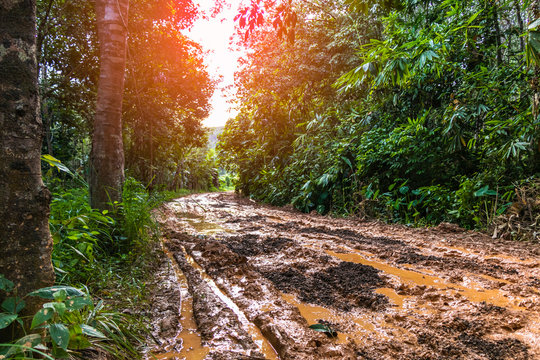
0, 274, 138, 359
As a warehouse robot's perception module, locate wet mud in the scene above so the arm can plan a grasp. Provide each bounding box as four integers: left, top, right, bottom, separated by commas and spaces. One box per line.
153, 192, 540, 360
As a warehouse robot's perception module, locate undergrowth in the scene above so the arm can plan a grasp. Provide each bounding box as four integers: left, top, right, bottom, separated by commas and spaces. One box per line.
0, 156, 201, 358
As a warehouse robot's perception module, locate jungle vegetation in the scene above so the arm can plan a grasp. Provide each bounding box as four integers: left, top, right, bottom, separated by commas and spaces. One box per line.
220, 0, 540, 236
0, 0, 539, 358
0, 0, 219, 357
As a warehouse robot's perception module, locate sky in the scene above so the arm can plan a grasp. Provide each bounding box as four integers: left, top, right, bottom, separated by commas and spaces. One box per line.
185, 0, 245, 128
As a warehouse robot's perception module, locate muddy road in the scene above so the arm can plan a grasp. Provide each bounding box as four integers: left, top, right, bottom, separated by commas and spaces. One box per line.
152, 192, 540, 360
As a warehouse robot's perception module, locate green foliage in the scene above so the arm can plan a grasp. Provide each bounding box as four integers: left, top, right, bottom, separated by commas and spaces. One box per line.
309, 323, 338, 338
36, 0, 213, 190
49, 176, 163, 283
220, 0, 539, 234
41, 156, 186, 358
219, 172, 238, 191
49, 186, 114, 282
114, 178, 159, 253
0, 279, 139, 359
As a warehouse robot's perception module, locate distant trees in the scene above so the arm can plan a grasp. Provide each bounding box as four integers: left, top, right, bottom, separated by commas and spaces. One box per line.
0, 0, 54, 335
124, 0, 213, 187
36, 0, 214, 198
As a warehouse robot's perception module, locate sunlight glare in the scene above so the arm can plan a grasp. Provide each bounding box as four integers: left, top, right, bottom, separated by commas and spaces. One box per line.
185, 0, 245, 128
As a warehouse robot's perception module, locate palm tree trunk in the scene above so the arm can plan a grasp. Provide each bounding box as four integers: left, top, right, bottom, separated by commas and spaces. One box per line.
90, 0, 129, 210
0, 0, 54, 339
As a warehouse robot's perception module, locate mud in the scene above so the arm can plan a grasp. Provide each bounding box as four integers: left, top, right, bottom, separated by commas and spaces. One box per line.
144, 245, 183, 356
154, 192, 540, 360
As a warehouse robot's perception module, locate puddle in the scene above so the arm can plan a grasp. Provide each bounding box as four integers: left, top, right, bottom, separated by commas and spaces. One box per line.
326, 249, 525, 310
177, 212, 225, 235
156, 246, 210, 360
184, 252, 280, 360
279, 292, 405, 346
375, 288, 405, 308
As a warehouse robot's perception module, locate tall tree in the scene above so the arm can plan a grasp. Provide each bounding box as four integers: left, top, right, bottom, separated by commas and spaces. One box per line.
0, 0, 54, 336
89, 0, 129, 210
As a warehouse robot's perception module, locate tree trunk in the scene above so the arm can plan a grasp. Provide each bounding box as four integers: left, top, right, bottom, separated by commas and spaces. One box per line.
90, 0, 129, 210
516, 0, 525, 53
0, 0, 54, 339
492, 1, 503, 65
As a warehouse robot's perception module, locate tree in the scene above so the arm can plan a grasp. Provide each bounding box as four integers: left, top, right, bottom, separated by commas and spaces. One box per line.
123, 0, 213, 188
89, 0, 129, 210
36, 0, 99, 167
0, 0, 54, 337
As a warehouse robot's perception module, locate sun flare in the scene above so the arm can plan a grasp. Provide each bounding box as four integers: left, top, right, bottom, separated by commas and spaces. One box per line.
186, 0, 246, 128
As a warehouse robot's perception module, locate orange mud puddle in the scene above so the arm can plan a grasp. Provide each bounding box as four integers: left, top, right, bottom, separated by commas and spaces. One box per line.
280, 293, 382, 343
175, 212, 225, 235
375, 287, 405, 307
432, 244, 540, 266
326, 249, 526, 311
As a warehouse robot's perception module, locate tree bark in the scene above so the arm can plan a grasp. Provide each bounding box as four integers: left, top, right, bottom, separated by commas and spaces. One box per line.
516, 0, 525, 53
90, 0, 129, 210
0, 0, 54, 339
492, 1, 503, 65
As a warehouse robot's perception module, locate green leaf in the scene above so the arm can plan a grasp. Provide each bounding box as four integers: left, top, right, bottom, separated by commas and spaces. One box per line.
29, 286, 85, 300
51, 346, 69, 359
81, 324, 107, 339
474, 186, 497, 197
43, 301, 67, 316
0, 313, 17, 329
52, 302, 67, 317
309, 323, 329, 331
529, 17, 540, 30
65, 296, 92, 311
319, 191, 329, 201
309, 323, 338, 337
49, 323, 70, 350
69, 324, 92, 350
2, 334, 45, 358
41, 154, 74, 177
0, 275, 14, 292
1, 297, 25, 314
31, 308, 55, 329
301, 180, 311, 191
341, 156, 353, 169
53, 289, 68, 302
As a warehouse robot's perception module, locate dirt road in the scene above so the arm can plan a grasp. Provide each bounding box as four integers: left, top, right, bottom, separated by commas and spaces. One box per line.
152, 192, 540, 360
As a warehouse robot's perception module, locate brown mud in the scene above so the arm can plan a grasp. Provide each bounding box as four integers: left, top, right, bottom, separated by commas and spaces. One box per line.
152, 192, 540, 360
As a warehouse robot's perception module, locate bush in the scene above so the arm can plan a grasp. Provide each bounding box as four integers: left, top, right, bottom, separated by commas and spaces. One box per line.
0, 275, 140, 359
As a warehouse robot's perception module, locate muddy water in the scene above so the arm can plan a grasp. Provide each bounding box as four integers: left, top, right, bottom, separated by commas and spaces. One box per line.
156, 192, 540, 360
183, 252, 280, 360
175, 212, 225, 235
326, 249, 526, 310
154, 247, 210, 360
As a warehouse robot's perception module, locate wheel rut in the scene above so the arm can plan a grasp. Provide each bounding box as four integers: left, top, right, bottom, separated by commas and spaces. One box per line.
151, 192, 540, 360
